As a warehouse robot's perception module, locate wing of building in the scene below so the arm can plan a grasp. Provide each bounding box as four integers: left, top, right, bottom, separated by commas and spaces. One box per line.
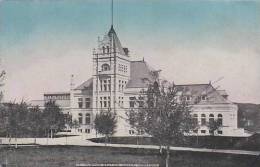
30, 26, 251, 137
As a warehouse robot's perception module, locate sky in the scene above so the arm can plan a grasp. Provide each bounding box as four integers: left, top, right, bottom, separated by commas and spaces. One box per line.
0, 0, 259, 103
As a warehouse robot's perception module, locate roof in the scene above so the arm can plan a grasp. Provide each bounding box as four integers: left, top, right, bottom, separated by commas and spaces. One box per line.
29, 100, 70, 108
107, 26, 127, 56
126, 60, 159, 88
44, 91, 70, 95
175, 84, 232, 104
74, 78, 93, 90
217, 90, 228, 96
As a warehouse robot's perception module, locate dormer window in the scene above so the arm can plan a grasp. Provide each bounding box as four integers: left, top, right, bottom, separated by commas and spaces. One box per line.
101, 64, 110, 71
185, 96, 191, 101
201, 95, 207, 101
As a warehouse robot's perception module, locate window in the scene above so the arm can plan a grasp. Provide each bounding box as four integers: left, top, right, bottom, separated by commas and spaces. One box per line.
218, 114, 223, 126
78, 129, 82, 133
138, 129, 145, 135
201, 114, 206, 126
78, 98, 83, 108
85, 98, 91, 108
100, 79, 110, 92
129, 97, 135, 108
100, 97, 103, 108
119, 80, 121, 91
78, 113, 83, 124
104, 97, 107, 107
102, 46, 105, 54
100, 96, 109, 108
121, 97, 124, 107
129, 130, 135, 135
104, 80, 107, 91
186, 96, 191, 101
217, 130, 223, 135
138, 97, 144, 108
85, 113, 91, 125
193, 114, 198, 126
108, 97, 111, 108
201, 95, 207, 101
209, 114, 214, 124
201, 130, 206, 134
108, 80, 111, 91
85, 129, 90, 134
106, 46, 109, 53
101, 64, 110, 71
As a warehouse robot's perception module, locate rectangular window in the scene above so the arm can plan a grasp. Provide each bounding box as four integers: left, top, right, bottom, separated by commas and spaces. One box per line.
100, 97, 102, 108
201, 130, 206, 134
85, 98, 91, 108
201, 118, 206, 126
104, 97, 107, 107
108, 97, 111, 107
85, 129, 90, 134
217, 130, 223, 135
104, 80, 107, 91
121, 97, 124, 107
201, 95, 207, 101
78, 98, 83, 108
108, 80, 111, 91
129, 130, 134, 135
85, 113, 91, 125
130, 101, 135, 108
78, 113, 83, 124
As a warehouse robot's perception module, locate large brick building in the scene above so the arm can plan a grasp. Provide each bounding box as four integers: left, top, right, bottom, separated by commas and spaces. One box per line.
31, 26, 250, 137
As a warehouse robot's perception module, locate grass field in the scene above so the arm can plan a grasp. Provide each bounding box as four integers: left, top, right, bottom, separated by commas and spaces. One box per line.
0, 146, 259, 167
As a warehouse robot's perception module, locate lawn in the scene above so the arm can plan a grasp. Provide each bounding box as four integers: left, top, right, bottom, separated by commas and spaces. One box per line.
0, 146, 259, 167
90, 134, 260, 151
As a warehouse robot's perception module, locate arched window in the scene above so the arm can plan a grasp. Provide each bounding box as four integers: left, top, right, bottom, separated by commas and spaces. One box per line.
201, 114, 206, 126
101, 64, 110, 71
85, 113, 91, 125
209, 114, 214, 124
218, 114, 223, 126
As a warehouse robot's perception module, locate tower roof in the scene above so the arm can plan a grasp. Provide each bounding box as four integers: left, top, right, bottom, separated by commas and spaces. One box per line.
101, 26, 127, 56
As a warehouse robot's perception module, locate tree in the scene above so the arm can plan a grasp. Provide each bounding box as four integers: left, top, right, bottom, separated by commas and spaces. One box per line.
42, 100, 66, 138
127, 81, 195, 167
28, 106, 44, 142
207, 119, 222, 148
0, 69, 6, 102
94, 109, 117, 144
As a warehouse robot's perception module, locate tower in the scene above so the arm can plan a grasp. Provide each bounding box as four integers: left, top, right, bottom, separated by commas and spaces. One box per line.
92, 25, 130, 134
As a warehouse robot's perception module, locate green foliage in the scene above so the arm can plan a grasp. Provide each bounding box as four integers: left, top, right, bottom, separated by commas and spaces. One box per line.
0, 101, 66, 138
42, 100, 66, 135
127, 81, 195, 146
94, 110, 117, 138
208, 119, 222, 136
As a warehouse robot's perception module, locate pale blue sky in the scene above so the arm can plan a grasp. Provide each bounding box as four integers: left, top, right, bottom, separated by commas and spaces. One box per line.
0, 0, 260, 103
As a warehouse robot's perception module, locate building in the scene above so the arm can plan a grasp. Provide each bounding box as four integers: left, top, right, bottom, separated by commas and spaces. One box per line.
31, 25, 250, 137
